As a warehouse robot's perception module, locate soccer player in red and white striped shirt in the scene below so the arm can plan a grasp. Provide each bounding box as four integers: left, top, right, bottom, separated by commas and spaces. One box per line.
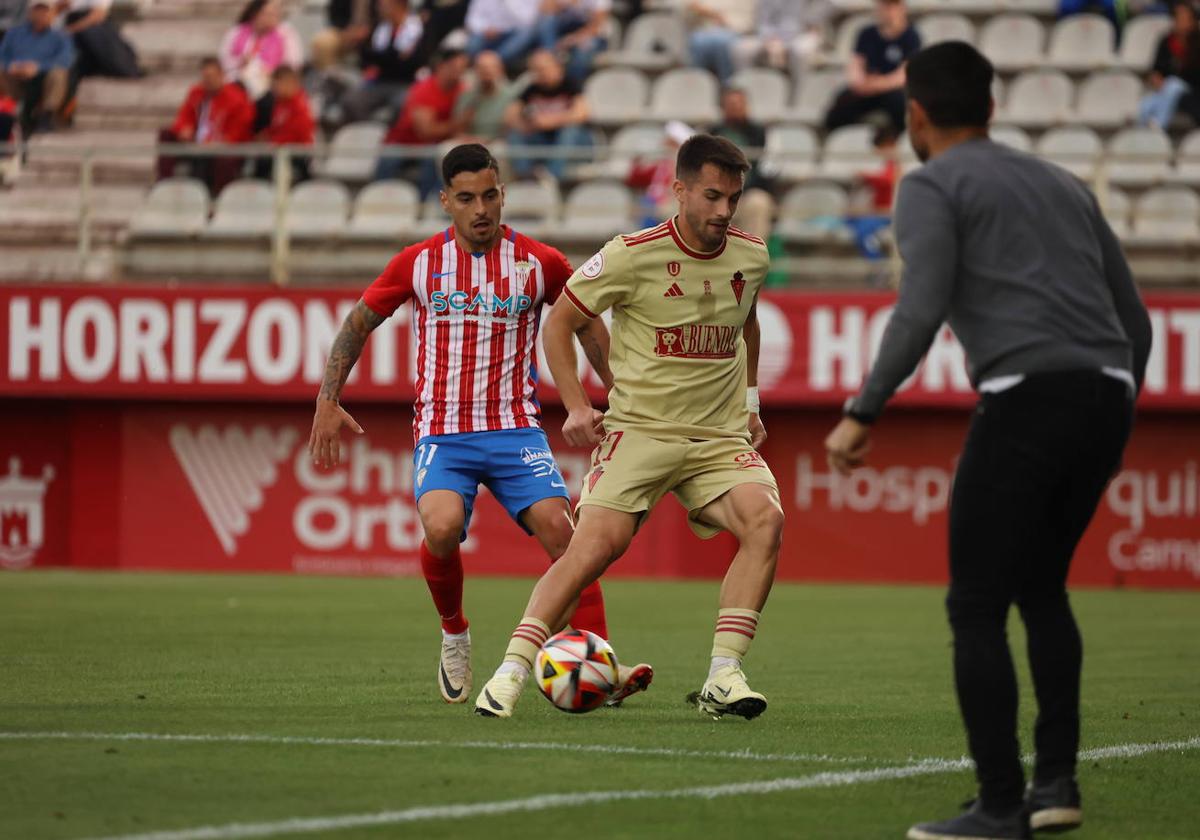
308, 143, 652, 706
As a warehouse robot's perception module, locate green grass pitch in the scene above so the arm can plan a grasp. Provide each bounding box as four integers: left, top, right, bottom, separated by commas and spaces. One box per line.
2, 571, 1198, 839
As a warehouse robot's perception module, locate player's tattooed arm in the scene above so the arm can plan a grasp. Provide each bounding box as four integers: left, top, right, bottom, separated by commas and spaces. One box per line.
317, 299, 385, 403
309, 299, 381, 468
577, 317, 614, 391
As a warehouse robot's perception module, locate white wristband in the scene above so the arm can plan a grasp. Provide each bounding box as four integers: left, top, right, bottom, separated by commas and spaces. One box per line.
746, 386, 760, 414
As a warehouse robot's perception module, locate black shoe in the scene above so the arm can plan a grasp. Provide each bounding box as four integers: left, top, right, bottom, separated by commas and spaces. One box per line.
907, 800, 1032, 839
1026, 777, 1082, 833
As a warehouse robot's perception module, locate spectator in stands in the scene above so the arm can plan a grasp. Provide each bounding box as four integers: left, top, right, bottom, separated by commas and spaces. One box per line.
252, 65, 315, 181
711, 86, 775, 240
157, 56, 253, 194
537, 0, 610, 86
310, 0, 373, 73
338, 0, 425, 126
59, 0, 140, 77
464, 0, 539, 71
626, 120, 690, 226
0, 0, 73, 135
376, 46, 470, 191
1138, 0, 1200, 129
686, 0, 756, 84
1, 0, 28, 43
824, 0, 919, 132
505, 47, 591, 180
454, 50, 519, 141
732, 0, 830, 78
218, 0, 303, 100
845, 123, 898, 262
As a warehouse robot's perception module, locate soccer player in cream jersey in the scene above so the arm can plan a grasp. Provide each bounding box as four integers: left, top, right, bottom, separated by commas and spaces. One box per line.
475, 134, 785, 720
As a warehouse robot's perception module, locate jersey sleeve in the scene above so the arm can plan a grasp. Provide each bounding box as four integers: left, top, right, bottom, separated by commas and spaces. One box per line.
539, 245, 574, 304
562, 236, 634, 319
361, 247, 418, 318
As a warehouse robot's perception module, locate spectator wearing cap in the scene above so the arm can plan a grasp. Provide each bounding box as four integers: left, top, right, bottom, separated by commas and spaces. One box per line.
0, 0, 74, 135
686, 0, 756, 84
824, 0, 919, 132
711, 86, 775, 240
338, 0, 425, 126
505, 48, 590, 180
218, 0, 303, 100
59, 0, 140, 78
376, 47, 471, 192
156, 56, 254, 194
536, 0, 610, 86
464, 0, 539, 71
252, 64, 316, 181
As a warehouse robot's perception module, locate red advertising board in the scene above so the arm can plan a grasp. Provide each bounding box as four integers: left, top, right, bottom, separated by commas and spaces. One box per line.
2, 403, 1197, 588
3, 285, 1199, 410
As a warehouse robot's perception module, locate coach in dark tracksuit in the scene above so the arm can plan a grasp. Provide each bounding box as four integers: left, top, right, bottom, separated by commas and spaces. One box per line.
824, 42, 1152, 840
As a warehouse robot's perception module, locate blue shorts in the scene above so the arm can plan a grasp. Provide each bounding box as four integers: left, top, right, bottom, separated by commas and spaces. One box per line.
413, 428, 571, 542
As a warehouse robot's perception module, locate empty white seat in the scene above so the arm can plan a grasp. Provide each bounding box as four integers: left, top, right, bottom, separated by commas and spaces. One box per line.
999, 70, 1073, 127
348, 180, 420, 238
1073, 70, 1142, 129
1098, 186, 1131, 238
762, 123, 819, 181
819, 125, 876, 180
1120, 13, 1172, 70
205, 179, 274, 237
1130, 186, 1200, 243
584, 67, 650, 127
288, 180, 351, 237
129, 177, 210, 237
597, 12, 686, 71
916, 13, 975, 47
1107, 127, 1173, 186
728, 67, 790, 124
1047, 14, 1116, 71
1037, 126, 1103, 180
1002, 0, 1058, 14
1173, 130, 1200, 186
978, 14, 1045, 72
991, 125, 1032, 153
503, 181, 560, 235
791, 70, 844, 125
316, 122, 386, 182
560, 180, 633, 237
598, 123, 670, 178
777, 183, 849, 243
650, 68, 720, 125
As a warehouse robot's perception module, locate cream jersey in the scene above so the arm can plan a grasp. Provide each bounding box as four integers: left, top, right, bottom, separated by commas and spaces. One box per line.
563, 217, 769, 440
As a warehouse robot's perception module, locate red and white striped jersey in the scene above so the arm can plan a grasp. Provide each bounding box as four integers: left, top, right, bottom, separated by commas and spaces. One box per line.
362, 225, 573, 442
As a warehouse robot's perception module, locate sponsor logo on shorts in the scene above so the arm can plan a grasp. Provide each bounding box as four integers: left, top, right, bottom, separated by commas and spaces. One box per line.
735, 451, 767, 470
587, 466, 604, 492
520, 447, 555, 465
655, 325, 739, 359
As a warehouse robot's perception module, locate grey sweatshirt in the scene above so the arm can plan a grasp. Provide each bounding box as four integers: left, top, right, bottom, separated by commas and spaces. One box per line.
849, 137, 1153, 422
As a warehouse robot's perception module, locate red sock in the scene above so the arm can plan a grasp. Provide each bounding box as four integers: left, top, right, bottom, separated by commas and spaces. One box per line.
569, 580, 608, 640
420, 542, 468, 634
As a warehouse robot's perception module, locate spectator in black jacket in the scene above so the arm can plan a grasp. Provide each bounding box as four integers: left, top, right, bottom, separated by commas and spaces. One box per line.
1137, 1, 1200, 129
338, 0, 426, 125
310, 0, 373, 72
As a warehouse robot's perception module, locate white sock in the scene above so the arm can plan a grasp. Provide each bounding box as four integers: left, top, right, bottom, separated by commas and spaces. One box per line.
442, 629, 470, 643
709, 656, 739, 678
496, 661, 529, 679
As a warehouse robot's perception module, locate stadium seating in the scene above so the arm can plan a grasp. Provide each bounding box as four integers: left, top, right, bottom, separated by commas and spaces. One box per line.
128, 177, 209, 237
1037, 126, 1103, 180
1130, 186, 1200, 244
584, 68, 651, 128
978, 15, 1045, 72
776, 183, 851, 244
1106, 127, 1173, 187
999, 70, 1073, 127
314, 123, 387, 183
204, 179, 275, 238
559, 180, 635, 239
595, 11, 686, 72
763, 124, 820, 182
1073, 71, 1142, 129
650, 68, 721, 125
1047, 14, 1116, 72
499, 180, 561, 238
790, 70, 844, 125
1173, 131, 1200, 187
288, 180, 352, 238
728, 67, 790, 124
1100, 186, 1131, 238
916, 13, 976, 47
819, 125, 876, 181
346, 180, 420, 240
1119, 13, 1172, 70
991, 125, 1033, 153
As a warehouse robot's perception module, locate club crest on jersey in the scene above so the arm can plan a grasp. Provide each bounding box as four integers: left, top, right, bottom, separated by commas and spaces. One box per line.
667, 261, 680, 276
513, 260, 533, 287
730, 271, 746, 305
430, 289, 534, 315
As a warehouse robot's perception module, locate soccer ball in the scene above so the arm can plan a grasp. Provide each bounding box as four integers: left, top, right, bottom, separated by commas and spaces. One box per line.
534, 629, 619, 713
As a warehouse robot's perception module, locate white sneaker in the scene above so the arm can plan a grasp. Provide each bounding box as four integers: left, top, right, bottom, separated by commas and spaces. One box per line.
473, 668, 528, 718
694, 664, 767, 720
438, 633, 471, 704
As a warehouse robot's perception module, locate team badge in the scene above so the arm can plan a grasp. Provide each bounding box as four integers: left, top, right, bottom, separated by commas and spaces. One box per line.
513, 260, 533, 288
730, 271, 746, 305
581, 251, 605, 279
667, 261, 681, 276
416, 468, 427, 488
587, 466, 604, 493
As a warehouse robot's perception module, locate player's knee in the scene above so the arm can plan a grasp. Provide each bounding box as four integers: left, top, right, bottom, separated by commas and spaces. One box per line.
541, 517, 575, 560
739, 503, 784, 554
420, 511, 464, 555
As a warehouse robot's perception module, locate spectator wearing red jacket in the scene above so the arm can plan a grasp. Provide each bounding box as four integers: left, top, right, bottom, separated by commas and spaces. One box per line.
252, 65, 315, 181
157, 56, 253, 194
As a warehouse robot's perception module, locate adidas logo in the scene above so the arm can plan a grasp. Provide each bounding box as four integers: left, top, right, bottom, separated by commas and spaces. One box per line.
663, 282, 685, 298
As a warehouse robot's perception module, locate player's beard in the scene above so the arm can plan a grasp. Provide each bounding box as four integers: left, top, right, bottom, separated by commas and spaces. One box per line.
685, 209, 728, 252
464, 215, 499, 251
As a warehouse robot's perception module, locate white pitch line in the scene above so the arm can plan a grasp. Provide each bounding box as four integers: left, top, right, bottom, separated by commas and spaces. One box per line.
0, 730, 870, 765
77, 736, 1200, 840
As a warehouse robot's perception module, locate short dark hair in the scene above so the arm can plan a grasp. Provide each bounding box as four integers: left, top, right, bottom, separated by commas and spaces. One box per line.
271, 65, 299, 82
199, 56, 221, 70
873, 123, 900, 147
905, 41, 994, 129
441, 143, 500, 187
237, 0, 269, 25
432, 46, 466, 68
675, 134, 749, 182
